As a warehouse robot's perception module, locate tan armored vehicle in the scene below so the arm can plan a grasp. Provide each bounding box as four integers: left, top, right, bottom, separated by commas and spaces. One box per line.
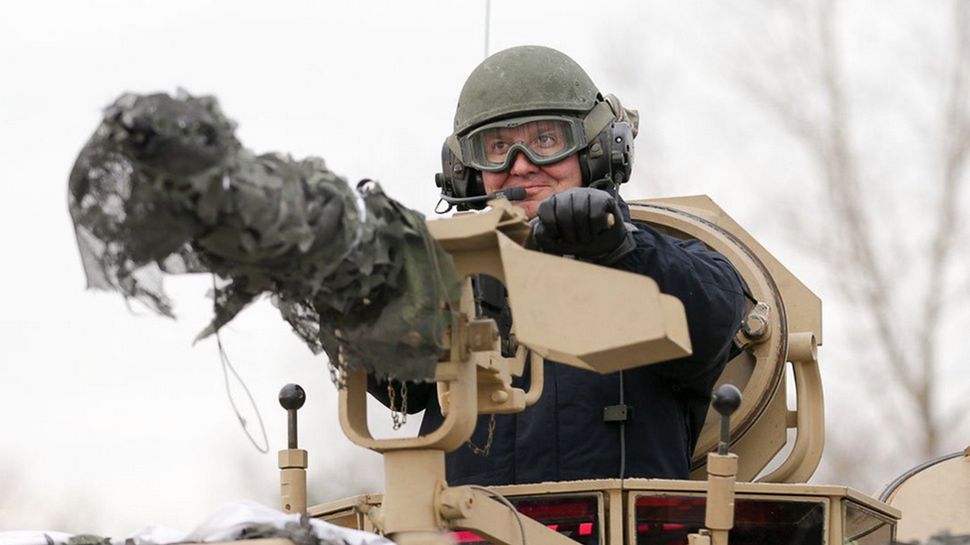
266, 196, 970, 545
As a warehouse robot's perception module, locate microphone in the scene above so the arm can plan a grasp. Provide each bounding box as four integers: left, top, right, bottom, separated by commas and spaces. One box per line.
437, 187, 528, 212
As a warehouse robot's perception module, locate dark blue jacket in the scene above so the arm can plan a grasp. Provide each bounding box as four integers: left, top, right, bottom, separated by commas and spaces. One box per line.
371, 204, 747, 485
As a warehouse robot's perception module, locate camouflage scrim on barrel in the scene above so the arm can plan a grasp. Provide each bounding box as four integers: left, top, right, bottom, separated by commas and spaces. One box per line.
68, 90, 460, 382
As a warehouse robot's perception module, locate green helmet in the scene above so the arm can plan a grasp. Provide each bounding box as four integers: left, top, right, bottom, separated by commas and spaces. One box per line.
436, 46, 636, 211
453, 45, 600, 136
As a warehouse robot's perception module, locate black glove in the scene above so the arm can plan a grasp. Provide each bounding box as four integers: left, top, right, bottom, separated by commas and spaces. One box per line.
533, 187, 636, 264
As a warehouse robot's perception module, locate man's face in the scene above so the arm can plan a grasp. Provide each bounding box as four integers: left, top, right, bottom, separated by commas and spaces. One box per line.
481, 151, 583, 219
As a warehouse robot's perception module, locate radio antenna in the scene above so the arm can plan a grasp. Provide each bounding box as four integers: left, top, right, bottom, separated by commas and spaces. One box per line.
484, 0, 491, 58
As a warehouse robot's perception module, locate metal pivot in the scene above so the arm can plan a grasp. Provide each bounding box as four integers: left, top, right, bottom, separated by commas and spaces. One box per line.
279, 383, 308, 514
758, 332, 823, 483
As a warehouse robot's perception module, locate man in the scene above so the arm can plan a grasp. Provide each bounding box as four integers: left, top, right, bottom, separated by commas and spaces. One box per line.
374, 45, 747, 486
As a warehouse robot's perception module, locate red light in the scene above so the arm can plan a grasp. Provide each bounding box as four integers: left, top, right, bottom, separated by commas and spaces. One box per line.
449, 495, 599, 545
636, 496, 706, 510
516, 498, 595, 520
637, 523, 687, 532
451, 531, 482, 543
635, 494, 826, 545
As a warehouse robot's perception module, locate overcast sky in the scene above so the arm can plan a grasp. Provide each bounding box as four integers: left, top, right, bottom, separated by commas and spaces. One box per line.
3, 0, 964, 538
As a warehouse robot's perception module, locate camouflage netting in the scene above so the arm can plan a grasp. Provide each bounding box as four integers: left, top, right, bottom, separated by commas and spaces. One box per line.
68, 90, 460, 382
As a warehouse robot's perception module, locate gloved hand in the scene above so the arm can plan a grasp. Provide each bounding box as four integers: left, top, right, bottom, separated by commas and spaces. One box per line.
533, 187, 636, 264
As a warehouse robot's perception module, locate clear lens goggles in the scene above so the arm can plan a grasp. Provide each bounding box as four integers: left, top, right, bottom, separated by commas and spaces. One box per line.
459, 116, 587, 172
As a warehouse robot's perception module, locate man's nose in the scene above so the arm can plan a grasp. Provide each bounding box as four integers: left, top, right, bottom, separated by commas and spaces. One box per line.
508, 151, 539, 176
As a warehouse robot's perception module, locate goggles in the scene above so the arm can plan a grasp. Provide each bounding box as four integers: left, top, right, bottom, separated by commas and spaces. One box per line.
458, 116, 588, 172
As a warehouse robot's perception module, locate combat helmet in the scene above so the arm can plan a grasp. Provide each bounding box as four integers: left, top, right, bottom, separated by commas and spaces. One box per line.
435, 45, 638, 210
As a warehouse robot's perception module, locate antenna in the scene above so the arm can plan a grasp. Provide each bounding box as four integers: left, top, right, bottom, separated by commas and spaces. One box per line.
484, 0, 491, 58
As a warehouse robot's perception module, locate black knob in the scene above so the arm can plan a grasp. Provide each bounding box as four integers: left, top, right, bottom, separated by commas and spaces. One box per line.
712, 384, 742, 417
712, 384, 742, 455
279, 384, 306, 411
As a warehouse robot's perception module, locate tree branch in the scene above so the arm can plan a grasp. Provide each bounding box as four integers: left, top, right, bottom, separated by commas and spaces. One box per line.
912, 0, 970, 455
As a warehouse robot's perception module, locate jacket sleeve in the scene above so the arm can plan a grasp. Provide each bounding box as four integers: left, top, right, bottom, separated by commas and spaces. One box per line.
611, 221, 748, 394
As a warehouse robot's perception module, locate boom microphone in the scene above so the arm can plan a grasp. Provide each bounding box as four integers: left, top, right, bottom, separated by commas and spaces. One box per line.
437, 187, 528, 212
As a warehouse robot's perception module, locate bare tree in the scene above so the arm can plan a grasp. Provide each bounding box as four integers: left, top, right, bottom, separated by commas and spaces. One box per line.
737, 0, 969, 456
611, 0, 970, 490
722, 0, 970, 490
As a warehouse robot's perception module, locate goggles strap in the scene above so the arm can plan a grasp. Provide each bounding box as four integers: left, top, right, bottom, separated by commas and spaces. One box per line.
446, 134, 463, 162
583, 100, 616, 141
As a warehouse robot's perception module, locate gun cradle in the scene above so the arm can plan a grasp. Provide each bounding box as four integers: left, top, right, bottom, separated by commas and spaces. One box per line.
427, 200, 693, 375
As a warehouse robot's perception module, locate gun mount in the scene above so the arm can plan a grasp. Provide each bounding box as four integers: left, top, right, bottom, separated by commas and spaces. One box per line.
308, 196, 912, 545
337, 199, 692, 545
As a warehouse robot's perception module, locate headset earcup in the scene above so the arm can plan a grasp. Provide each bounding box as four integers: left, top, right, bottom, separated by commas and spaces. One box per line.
581, 126, 612, 189
436, 140, 458, 197
610, 121, 634, 185
581, 120, 634, 191
436, 139, 487, 210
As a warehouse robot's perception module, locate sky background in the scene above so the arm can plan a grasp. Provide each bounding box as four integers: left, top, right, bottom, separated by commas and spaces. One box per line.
2, 0, 967, 538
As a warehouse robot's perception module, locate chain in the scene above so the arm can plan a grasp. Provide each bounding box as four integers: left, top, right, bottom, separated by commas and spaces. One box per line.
466, 414, 496, 456
333, 341, 409, 431
387, 381, 408, 430
401, 382, 408, 417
